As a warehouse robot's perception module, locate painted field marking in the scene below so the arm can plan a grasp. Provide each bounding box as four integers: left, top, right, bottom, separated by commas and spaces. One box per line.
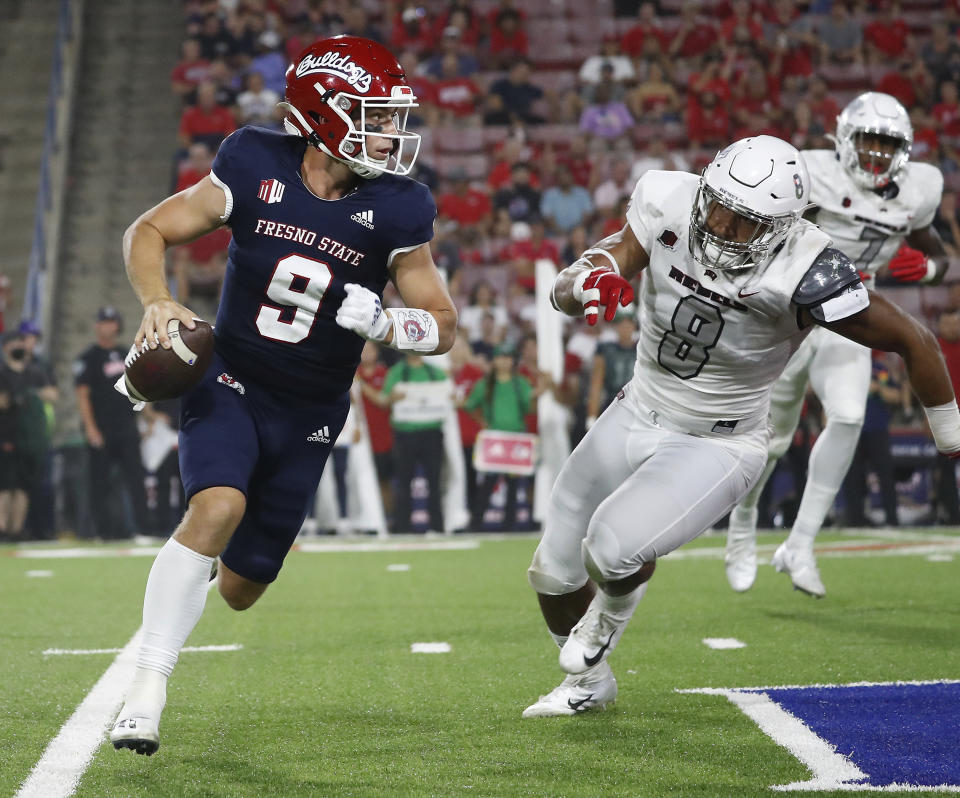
678, 679, 960, 793
43, 644, 242, 657
386, 563, 411, 571
26, 570, 53, 578
926, 554, 954, 562
411, 642, 451, 653
702, 637, 746, 650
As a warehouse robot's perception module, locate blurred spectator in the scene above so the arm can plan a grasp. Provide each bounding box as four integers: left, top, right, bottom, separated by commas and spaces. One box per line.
433, 4, 481, 51
0, 377, 20, 540
137, 403, 181, 536
720, 0, 764, 48
593, 158, 634, 215
540, 164, 594, 235
438, 168, 492, 233
487, 138, 539, 191
630, 138, 690, 183
488, 60, 545, 126
732, 57, 782, 134
178, 80, 236, 151
806, 76, 841, 134
171, 38, 211, 103
379, 353, 450, 534
933, 80, 960, 140
493, 162, 542, 223
626, 61, 681, 123
355, 342, 394, 519
176, 141, 213, 193
843, 355, 904, 527
620, 2, 670, 58
922, 22, 960, 84
878, 56, 933, 111
248, 29, 288, 96
687, 51, 733, 109
579, 35, 636, 86
560, 225, 590, 265
390, 4, 436, 55
207, 58, 239, 109
500, 218, 560, 294
0, 330, 55, 540
763, 0, 816, 87
340, 5, 382, 43
585, 312, 637, 429
172, 227, 229, 322
425, 25, 479, 78
864, 0, 911, 61
666, 2, 716, 60
74, 307, 149, 539
449, 332, 486, 522
790, 100, 828, 150
464, 341, 535, 531
196, 12, 234, 61
235, 69, 281, 129
935, 191, 960, 255
910, 106, 940, 163
459, 279, 508, 344
815, 1, 864, 66
471, 311, 502, 364
579, 83, 634, 141
686, 89, 731, 150
488, 8, 530, 70
432, 53, 482, 123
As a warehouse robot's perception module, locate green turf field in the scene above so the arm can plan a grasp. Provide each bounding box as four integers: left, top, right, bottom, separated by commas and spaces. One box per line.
2, 529, 959, 797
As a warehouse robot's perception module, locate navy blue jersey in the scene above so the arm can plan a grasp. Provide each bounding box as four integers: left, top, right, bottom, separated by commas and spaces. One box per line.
210, 126, 436, 400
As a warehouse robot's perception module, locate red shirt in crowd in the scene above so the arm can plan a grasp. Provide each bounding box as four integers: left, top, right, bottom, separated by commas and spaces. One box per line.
876, 70, 915, 110
489, 27, 529, 58
438, 187, 492, 226
171, 58, 211, 91
864, 17, 910, 59
686, 101, 731, 147
933, 100, 960, 137
356, 363, 393, 455
939, 335, 960, 400
809, 95, 841, 133
179, 104, 236, 143
454, 362, 486, 446
620, 24, 670, 57
433, 76, 481, 117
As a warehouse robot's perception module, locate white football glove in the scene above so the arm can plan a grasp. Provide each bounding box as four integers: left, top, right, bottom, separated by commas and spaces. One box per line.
335, 283, 392, 343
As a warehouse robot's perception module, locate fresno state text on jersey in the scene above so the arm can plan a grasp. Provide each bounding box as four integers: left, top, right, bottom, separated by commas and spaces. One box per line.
209, 127, 435, 400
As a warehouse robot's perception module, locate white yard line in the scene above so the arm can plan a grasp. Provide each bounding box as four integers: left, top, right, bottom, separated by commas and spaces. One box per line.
14, 629, 143, 798
43, 644, 242, 657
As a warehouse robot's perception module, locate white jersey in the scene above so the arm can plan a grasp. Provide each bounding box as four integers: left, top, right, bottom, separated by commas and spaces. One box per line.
624, 170, 834, 438
802, 149, 942, 284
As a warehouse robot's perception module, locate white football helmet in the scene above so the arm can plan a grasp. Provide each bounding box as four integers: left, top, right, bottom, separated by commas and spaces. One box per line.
835, 92, 912, 190
689, 135, 810, 271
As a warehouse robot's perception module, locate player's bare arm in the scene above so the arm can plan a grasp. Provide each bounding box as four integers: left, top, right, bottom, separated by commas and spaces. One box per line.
813, 292, 960, 456
123, 175, 226, 349
335, 243, 458, 355
551, 223, 648, 323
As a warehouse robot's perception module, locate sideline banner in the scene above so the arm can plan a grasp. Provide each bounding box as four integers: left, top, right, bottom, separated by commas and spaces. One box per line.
474, 430, 539, 476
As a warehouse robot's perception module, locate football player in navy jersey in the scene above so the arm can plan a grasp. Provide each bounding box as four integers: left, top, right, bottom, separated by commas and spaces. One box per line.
111, 36, 456, 755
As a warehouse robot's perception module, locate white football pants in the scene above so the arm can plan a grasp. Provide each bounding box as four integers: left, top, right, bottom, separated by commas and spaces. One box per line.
528, 395, 768, 593
735, 326, 871, 531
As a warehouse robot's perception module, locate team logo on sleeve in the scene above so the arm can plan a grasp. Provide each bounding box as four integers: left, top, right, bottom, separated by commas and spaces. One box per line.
396, 310, 431, 342
217, 373, 245, 395
258, 179, 285, 204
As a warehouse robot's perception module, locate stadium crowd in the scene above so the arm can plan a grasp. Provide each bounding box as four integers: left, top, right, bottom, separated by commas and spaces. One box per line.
3, 0, 960, 540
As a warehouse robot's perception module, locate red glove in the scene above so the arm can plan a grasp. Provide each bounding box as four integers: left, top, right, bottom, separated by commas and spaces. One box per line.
576, 267, 635, 326
888, 245, 935, 283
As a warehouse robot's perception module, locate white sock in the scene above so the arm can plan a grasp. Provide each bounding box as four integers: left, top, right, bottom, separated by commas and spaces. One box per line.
124, 539, 213, 714
596, 581, 648, 620
549, 632, 568, 649
788, 420, 861, 550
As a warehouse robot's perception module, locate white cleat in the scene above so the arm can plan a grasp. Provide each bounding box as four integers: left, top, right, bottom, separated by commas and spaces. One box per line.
558, 605, 628, 675
522, 662, 617, 718
725, 529, 758, 593
110, 710, 161, 756
772, 543, 825, 598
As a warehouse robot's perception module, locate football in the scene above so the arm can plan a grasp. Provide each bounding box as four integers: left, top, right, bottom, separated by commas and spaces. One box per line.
124, 318, 214, 402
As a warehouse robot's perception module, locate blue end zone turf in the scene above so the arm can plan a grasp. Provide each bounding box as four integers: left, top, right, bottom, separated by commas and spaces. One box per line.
757, 682, 960, 788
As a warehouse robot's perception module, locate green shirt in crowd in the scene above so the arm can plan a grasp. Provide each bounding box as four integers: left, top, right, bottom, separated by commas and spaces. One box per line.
382, 360, 449, 433
465, 375, 532, 433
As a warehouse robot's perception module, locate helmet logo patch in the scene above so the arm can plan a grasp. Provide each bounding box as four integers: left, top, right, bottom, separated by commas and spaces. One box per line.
296, 51, 372, 93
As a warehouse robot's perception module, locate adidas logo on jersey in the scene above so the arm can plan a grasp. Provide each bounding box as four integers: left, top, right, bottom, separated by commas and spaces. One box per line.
351, 209, 374, 229
307, 425, 331, 443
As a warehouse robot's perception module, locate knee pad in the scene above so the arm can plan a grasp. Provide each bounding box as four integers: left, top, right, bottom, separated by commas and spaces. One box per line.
527, 542, 587, 595
582, 520, 625, 583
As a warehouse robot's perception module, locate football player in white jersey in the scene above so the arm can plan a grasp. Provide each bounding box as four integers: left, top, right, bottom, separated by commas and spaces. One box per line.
522, 135, 960, 718
724, 93, 949, 599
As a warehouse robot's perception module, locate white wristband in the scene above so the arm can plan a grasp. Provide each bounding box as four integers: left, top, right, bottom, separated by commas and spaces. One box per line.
924, 400, 960, 454
582, 248, 621, 275
388, 308, 440, 353
922, 258, 938, 284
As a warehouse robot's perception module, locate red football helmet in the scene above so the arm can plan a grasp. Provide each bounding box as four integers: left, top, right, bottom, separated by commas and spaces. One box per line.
281, 35, 421, 179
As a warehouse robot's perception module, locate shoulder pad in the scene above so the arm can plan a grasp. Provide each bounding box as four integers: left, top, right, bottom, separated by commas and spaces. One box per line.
792, 248, 862, 308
